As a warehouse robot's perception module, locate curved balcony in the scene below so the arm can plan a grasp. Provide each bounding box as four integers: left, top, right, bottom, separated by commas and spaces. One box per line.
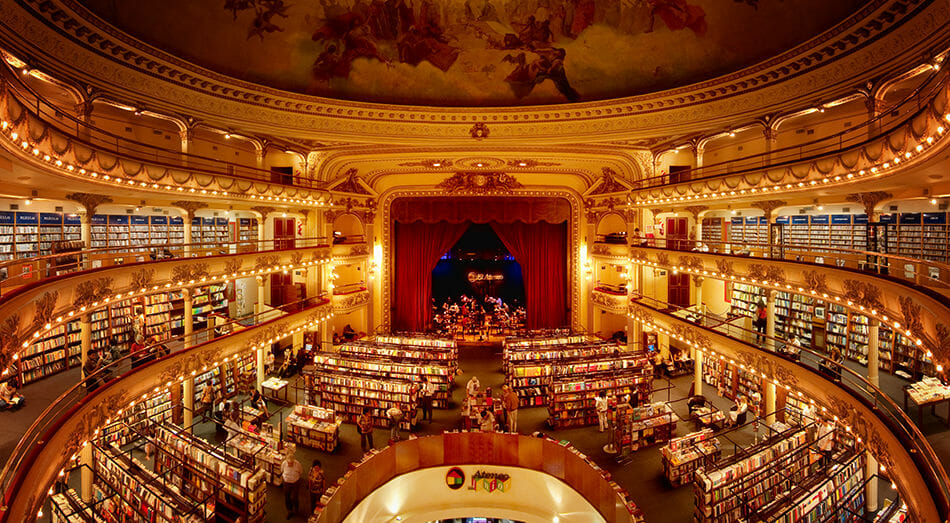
0, 295, 332, 523
626, 298, 950, 522
0, 237, 332, 368
0, 73, 331, 206
629, 239, 950, 373
631, 69, 950, 206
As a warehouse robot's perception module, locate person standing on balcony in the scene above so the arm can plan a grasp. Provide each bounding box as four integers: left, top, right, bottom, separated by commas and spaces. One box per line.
754, 300, 768, 345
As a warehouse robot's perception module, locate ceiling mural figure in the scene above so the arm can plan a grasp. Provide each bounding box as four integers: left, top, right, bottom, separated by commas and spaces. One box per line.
78, 0, 868, 106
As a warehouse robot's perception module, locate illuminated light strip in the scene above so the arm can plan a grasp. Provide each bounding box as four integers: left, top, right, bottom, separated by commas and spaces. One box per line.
0, 120, 332, 207
631, 118, 949, 206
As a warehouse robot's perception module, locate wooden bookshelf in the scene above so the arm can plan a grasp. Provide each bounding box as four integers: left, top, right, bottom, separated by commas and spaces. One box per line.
314, 371, 413, 430
155, 424, 267, 523
99, 390, 173, 447
314, 353, 453, 407
503, 338, 621, 407
546, 355, 653, 429
693, 426, 816, 523
661, 429, 721, 487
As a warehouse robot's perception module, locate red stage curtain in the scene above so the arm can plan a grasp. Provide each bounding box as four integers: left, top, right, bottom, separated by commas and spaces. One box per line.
491, 221, 568, 329
393, 221, 470, 332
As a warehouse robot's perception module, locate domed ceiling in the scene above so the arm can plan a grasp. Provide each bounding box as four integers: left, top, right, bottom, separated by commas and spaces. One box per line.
77, 0, 870, 107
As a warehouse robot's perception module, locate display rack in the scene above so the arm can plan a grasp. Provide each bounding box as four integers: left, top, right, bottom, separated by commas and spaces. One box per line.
613, 402, 676, 452
99, 390, 173, 447
661, 429, 721, 487
225, 424, 285, 486
546, 355, 653, 429
155, 423, 267, 523
285, 404, 341, 452
701, 218, 724, 251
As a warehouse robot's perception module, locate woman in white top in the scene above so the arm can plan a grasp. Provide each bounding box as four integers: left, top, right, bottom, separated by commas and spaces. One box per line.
478, 409, 495, 432
728, 396, 749, 426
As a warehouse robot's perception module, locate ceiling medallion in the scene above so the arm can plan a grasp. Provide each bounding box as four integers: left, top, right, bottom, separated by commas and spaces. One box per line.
436, 172, 523, 194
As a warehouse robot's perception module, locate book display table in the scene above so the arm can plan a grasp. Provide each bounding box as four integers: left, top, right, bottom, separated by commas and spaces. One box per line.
903, 377, 950, 427
660, 429, 721, 487
286, 405, 341, 452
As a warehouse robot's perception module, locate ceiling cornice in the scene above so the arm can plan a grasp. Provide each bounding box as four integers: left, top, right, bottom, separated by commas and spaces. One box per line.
0, 0, 947, 144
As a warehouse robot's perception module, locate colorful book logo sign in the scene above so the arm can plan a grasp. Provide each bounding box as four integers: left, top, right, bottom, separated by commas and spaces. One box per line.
445, 467, 465, 490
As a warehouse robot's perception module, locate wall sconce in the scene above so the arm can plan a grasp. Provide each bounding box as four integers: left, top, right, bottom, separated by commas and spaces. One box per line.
583, 260, 593, 281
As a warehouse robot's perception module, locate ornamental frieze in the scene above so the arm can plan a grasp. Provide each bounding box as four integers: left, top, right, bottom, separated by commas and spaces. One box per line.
747, 264, 786, 285
801, 270, 829, 296
436, 172, 523, 194
171, 263, 210, 283
842, 279, 883, 311
72, 277, 114, 308
129, 268, 155, 290
333, 290, 371, 313
590, 290, 626, 313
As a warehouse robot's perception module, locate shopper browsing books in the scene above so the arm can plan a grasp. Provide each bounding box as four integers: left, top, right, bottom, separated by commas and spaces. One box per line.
358, 407, 375, 451
595, 390, 610, 432
466, 375, 481, 397
281, 450, 304, 518
421, 376, 435, 422
387, 403, 404, 441
728, 396, 749, 427
0, 380, 24, 410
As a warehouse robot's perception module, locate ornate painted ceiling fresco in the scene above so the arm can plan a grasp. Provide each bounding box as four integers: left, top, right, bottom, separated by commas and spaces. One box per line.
77, 0, 870, 106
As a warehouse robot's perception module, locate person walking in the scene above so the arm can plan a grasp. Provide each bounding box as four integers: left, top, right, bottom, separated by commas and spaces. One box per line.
421, 377, 435, 422
595, 390, 609, 432
307, 459, 325, 516
502, 385, 519, 433
281, 450, 303, 518
387, 403, 404, 442
358, 407, 375, 452
754, 300, 768, 344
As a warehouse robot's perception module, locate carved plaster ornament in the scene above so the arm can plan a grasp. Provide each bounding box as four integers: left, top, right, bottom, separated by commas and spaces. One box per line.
897, 295, 923, 336
332, 168, 372, 195
750, 200, 786, 221
842, 279, 883, 310
0, 314, 21, 371
350, 244, 370, 256
171, 262, 209, 283
747, 264, 786, 284
590, 244, 610, 255
436, 172, 523, 194
469, 123, 490, 139
129, 268, 155, 290
802, 270, 829, 295
630, 249, 648, 261
654, 252, 670, 267
254, 254, 281, 270
72, 277, 114, 308
590, 167, 629, 195
591, 291, 625, 311
65, 192, 113, 215
715, 259, 735, 278
846, 191, 892, 217
289, 252, 304, 266
505, 159, 560, 168
397, 159, 454, 167
683, 205, 709, 221
224, 259, 244, 275
31, 291, 59, 331
171, 200, 208, 220
251, 206, 277, 220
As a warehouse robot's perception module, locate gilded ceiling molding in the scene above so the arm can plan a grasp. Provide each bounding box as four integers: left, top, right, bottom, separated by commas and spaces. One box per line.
682, 205, 709, 220
328, 168, 373, 195
4, 0, 937, 143
846, 191, 892, 217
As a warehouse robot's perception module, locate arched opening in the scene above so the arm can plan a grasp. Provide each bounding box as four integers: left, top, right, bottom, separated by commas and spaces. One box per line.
332, 213, 365, 244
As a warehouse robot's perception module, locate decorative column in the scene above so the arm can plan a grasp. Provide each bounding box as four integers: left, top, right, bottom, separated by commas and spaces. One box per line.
866, 319, 882, 512
183, 287, 194, 348
362, 209, 377, 330
79, 313, 91, 380
80, 443, 93, 503
684, 206, 708, 250
693, 275, 704, 314
765, 289, 777, 351
255, 275, 266, 316
173, 201, 207, 258
693, 349, 703, 396
256, 346, 265, 390
74, 100, 94, 142
65, 193, 113, 270
751, 200, 786, 256
765, 381, 777, 425
763, 126, 779, 166
182, 377, 194, 433
251, 206, 276, 252
179, 126, 194, 164
865, 96, 883, 140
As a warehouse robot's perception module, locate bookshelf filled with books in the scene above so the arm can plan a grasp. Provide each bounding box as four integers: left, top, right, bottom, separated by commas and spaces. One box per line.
340, 340, 458, 368
99, 391, 173, 447
285, 404, 341, 451
314, 371, 413, 429
701, 217, 724, 251
314, 352, 453, 407
503, 338, 622, 407
92, 442, 202, 523
548, 361, 653, 429
154, 423, 267, 523
693, 425, 817, 523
